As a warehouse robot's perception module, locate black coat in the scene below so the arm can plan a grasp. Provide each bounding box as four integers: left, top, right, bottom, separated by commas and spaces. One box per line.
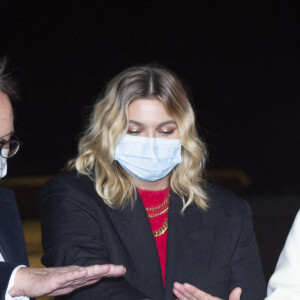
40, 171, 266, 300
0, 188, 28, 300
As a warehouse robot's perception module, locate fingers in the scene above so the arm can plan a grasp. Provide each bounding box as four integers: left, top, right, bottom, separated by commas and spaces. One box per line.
94, 264, 126, 277
173, 282, 208, 299
52, 264, 126, 287
173, 282, 228, 300
181, 283, 207, 296
229, 287, 242, 300
173, 282, 187, 299
82, 264, 126, 279
45, 264, 126, 296
57, 264, 126, 285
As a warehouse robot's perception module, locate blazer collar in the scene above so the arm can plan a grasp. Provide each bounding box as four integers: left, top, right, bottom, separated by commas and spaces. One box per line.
165, 192, 215, 298
107, 192, 165, 299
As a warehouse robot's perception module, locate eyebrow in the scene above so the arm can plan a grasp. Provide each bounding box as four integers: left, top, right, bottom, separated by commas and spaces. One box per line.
128, 120, 178, 127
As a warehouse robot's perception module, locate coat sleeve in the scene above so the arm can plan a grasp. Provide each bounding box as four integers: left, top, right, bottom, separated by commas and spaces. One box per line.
265, 210, 300, 300
229, 199, 266, 300
40, 174, 147, 300
0, 262, 17, 300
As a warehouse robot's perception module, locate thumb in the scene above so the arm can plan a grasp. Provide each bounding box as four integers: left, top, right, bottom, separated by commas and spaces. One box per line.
229, 287, 242, 300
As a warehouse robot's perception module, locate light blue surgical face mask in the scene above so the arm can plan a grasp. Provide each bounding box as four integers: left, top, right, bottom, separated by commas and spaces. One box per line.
0, 149, 9, 178
114, 135, 182, 181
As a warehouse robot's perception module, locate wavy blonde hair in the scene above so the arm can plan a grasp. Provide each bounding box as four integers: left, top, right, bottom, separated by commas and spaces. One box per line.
69, 65, 208, 211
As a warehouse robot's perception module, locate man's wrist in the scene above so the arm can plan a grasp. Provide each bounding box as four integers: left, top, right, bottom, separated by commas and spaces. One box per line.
7, 266, 28, 298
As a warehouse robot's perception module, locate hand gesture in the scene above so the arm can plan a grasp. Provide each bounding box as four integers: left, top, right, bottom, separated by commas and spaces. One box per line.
173, 282, 242, 300
9, 264, 126, 297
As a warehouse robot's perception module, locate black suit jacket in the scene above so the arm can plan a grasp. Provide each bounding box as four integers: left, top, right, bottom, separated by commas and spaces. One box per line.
0, 188, 28, 300
40, 171, 266, 300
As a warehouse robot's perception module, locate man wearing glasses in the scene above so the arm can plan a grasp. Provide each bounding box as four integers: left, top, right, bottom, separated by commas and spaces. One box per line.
0, 58, 126, 300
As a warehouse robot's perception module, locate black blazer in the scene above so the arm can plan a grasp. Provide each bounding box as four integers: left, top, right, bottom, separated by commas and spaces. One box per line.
40, 171, 266, 300
0, 188, 28, 300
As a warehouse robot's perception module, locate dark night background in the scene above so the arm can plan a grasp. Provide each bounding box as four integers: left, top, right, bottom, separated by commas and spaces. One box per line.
0, 0, 298, 194
0, 0, 300, 281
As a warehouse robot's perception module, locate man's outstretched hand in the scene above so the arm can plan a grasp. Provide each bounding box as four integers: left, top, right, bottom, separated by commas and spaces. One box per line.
9, 264, 126, 297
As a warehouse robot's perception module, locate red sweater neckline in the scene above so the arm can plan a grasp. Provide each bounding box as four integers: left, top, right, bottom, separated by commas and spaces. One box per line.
137, 187, 170, 286
137, 187, 170, 208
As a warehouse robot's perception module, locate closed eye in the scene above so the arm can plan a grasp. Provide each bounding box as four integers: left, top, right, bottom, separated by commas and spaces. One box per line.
159, 130, 175, 136
127, 130, 141, 135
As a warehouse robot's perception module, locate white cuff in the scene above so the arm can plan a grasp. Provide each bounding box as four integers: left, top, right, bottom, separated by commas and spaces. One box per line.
6, 265, 29, 300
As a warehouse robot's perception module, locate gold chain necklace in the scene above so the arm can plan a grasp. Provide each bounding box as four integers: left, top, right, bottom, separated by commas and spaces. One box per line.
145, 193, 170, 237
145, 194, 170, 211
147, 205, 169, 218
153, 219, 168, 237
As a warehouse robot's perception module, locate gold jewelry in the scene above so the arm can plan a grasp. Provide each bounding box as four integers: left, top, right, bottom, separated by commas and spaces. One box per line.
153, 219, 168, 237
147, 205, 169, 218
145, 194, 170, 211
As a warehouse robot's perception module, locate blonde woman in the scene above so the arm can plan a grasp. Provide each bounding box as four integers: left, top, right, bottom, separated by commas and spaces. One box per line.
40, 65, 265, 300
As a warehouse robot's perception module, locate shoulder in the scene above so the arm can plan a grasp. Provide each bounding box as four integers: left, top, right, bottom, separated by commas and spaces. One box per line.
40, 170, 101, 209
202, 182, 251, 220
206, 182, 248, 204
44, 169, 90, 186
179, 183, 252, 230
42, 170, 93, 195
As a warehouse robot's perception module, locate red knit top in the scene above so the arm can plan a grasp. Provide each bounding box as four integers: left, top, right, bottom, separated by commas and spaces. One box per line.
137, 187, 170, 286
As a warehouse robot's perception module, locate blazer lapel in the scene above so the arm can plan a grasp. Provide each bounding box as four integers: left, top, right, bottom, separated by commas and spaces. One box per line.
165, 192, 215, 299
107, 193, 165, 300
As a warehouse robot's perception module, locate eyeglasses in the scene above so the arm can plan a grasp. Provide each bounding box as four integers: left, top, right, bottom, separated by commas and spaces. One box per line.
0, 135, 23, 158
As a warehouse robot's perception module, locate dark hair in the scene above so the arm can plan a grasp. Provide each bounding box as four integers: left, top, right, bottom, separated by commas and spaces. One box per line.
0, 57, 19, 102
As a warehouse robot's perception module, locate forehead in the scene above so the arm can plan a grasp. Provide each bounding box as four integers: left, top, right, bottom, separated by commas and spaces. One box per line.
128, 99, 171, 118
0, 90, 14, 138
